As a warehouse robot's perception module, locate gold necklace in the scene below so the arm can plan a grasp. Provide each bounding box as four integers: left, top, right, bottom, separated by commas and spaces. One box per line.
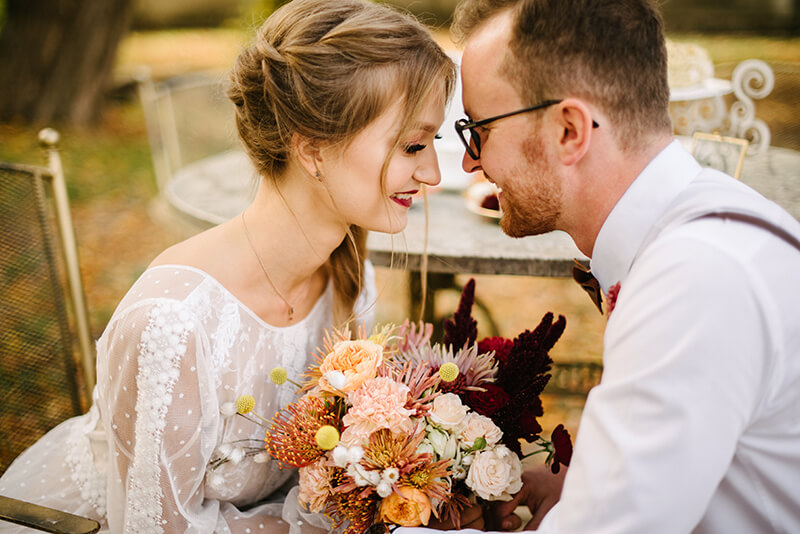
241, 211, 296, 321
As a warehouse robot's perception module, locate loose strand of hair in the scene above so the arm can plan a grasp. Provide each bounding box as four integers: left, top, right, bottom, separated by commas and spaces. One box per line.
418, 184, 430, 322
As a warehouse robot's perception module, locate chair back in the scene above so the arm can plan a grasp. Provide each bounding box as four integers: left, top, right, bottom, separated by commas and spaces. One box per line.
136, 68, 245, 235
0, 129, 94, 474
136, 68, 239, 192
691, 132, 749, 179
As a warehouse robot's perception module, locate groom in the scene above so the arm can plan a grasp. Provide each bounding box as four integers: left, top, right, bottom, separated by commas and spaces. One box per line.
399, 0, 800, 532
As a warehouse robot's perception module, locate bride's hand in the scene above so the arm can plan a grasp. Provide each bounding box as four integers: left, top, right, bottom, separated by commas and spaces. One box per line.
425, 502, 484, 530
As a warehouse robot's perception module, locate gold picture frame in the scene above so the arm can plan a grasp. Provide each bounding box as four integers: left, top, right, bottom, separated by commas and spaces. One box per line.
690, 132, 749, 180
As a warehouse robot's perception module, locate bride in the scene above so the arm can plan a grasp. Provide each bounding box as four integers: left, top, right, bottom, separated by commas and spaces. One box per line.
0, 0, 455, 531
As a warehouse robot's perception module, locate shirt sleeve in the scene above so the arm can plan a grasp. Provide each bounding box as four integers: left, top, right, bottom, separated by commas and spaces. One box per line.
397, 228, 769, 534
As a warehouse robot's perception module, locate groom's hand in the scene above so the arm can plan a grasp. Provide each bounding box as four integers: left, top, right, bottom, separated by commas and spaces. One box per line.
488, 465, 567, 531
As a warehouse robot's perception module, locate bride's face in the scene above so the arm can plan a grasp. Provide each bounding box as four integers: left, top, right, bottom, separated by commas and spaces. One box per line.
319, 90, 445, 234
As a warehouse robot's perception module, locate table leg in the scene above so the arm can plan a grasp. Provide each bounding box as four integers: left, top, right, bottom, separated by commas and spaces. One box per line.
408, 272, 499, 342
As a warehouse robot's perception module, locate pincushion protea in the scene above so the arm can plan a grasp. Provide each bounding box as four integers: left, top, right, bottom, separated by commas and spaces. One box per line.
326, 467, 381, 534
264, 394, 341, 468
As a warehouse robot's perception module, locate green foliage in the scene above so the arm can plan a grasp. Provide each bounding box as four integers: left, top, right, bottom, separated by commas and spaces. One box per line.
377, 0, 456, 28
238, 0, 291, 27
0, 102, 156, 205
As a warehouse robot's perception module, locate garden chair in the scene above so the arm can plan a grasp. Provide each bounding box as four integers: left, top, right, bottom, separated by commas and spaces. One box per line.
135, 67, 245, 234
0, 129, 99, 533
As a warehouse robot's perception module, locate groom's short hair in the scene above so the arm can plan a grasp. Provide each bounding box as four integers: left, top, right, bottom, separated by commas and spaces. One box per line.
452, 0, 673, 152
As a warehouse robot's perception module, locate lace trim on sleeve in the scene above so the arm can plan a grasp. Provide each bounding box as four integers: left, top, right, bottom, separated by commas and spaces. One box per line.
65, 406, 106, 517
124, 301, 194, 534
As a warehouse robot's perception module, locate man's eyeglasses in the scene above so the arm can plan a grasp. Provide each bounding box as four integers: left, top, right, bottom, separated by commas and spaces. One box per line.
454, 99, 600, 160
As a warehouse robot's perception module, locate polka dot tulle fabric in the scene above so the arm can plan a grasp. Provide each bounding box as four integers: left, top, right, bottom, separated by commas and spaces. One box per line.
0, 263, 375, 533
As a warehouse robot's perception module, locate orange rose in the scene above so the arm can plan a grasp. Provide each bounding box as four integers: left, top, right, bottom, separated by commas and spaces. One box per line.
379, 486, 432, 527
318, 340, 383, 394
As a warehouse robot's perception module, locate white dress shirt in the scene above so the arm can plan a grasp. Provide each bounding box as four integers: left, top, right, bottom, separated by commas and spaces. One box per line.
398, 141, 800, 534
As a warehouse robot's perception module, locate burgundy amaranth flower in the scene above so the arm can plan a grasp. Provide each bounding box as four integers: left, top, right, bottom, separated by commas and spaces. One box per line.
496, 313, 565, 397
442, 279, 478, 350
550, 424, 573, 474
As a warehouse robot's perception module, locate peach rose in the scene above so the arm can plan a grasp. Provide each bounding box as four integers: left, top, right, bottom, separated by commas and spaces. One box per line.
298, 458, 331, 513
379, 486, 432, 527
318, 340, 383, 394
465, 445, 523, 501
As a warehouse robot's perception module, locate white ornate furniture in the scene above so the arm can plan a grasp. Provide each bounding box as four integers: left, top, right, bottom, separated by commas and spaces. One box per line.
670, 59, 775, 156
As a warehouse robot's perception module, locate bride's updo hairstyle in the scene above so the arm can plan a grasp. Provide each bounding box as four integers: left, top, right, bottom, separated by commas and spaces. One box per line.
228, 0, 455, 327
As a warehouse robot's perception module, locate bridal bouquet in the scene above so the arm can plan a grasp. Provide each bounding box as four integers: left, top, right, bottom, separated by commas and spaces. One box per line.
260, 279, 572, 533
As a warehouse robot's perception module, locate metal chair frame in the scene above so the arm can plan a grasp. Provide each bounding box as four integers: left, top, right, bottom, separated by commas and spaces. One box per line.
0, 129, 99, 534
0, 496, 99, 534
136, 67, 237, 192
0, 130, 95, 397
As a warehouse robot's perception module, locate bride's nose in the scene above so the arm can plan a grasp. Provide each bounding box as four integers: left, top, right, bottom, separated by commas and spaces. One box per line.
414, 151, 442, 187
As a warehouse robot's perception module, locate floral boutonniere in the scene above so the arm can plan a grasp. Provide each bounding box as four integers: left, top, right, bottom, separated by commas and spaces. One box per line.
605, 282, 621, 316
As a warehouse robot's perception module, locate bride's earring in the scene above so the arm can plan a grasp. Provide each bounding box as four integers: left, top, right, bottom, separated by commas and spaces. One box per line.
315, 170, 323, 182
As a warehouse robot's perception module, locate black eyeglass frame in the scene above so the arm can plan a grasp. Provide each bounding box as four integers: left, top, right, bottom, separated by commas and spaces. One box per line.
454, 99, 599, 160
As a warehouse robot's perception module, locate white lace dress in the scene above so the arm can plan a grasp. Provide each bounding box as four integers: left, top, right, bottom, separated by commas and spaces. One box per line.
0, 262, 376, 533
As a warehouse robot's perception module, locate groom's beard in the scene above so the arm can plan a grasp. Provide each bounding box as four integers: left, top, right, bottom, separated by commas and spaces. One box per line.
500, 135, 562, 238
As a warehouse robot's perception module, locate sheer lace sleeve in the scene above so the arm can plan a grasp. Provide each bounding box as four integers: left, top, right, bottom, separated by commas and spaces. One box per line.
98, 298, 222, 533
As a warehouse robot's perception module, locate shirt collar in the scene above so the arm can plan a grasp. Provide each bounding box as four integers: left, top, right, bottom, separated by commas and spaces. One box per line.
590, 140, 702, 292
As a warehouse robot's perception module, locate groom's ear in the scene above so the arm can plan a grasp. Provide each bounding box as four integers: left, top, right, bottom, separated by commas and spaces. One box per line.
553, 98, 594, 167
292, 133, 323, 177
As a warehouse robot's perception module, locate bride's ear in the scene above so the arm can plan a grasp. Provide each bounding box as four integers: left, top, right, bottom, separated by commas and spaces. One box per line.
291, 133, 323, 178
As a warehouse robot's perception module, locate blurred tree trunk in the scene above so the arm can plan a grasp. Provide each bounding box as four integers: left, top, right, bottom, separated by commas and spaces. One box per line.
0, 0, 134, 126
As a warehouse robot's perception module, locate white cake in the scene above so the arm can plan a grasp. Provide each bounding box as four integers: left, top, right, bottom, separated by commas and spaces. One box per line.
666, 39, 714, 88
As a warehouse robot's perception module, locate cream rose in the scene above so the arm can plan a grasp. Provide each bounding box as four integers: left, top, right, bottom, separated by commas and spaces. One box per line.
318, 340, 383, 393
428, 393, 467, 430
465, 445, 523, 501
459, 413, 502, 449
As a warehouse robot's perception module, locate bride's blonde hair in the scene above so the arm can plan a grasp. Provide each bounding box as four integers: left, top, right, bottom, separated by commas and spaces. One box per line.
228, 0, 455, 326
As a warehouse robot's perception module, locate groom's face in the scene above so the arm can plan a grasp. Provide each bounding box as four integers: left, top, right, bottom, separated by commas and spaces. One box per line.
459, 10, 563, 238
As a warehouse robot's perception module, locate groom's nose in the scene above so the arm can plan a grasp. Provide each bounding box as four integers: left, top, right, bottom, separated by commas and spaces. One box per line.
462, 149, 481, 174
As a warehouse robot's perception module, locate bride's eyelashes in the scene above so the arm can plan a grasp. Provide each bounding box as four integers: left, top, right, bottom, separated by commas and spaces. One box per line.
403, 143, 427, 154
403, 134, 441, 155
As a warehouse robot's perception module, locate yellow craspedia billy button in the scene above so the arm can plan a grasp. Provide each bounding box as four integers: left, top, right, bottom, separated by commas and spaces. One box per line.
269, 366, 288, 385
315, 425, 340, 450
236, 394, 255, 414
439, 362, 460, 383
